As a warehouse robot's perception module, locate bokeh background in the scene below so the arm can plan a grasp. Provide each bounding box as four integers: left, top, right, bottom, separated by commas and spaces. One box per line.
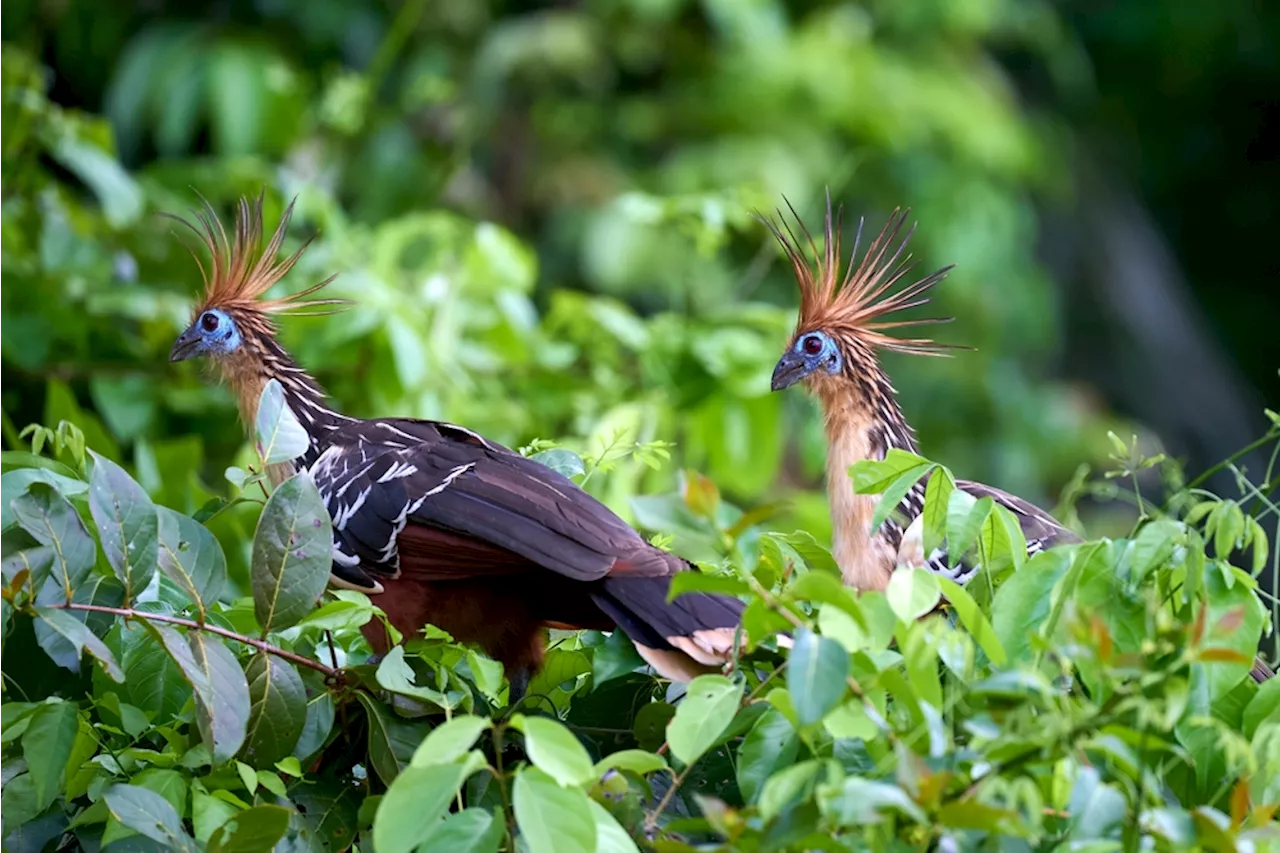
3, 0, 1277, 565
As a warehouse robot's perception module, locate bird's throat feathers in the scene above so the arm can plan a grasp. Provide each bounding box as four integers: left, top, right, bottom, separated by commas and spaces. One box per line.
809, 366, 918, 591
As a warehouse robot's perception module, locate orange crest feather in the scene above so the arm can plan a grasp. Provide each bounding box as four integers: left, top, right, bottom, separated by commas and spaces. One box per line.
166, 192, 346, 318
758, 191, 962, 356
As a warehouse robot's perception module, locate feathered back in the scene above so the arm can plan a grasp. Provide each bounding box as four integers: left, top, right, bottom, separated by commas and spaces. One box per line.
759, 191, 961, 356
168, 193, 344, 319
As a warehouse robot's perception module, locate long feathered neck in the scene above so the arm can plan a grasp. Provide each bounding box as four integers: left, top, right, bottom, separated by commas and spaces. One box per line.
219, 316, 353, 475
809, 347, 925, 591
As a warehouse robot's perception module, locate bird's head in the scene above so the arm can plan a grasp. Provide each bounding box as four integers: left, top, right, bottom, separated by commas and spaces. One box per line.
760, 192, 963, 396
167, 193, 344, 367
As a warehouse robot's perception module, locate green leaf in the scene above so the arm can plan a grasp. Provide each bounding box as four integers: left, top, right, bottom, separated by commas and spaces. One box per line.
291, 779, 360, 851
592, 629, 647, 686
991, 549, 1071, 662
819, 777, 926, 826
1131, 519, 1181, 583
736, 708, 799, 803
946, 490, 993, 567
294, 692, 336, 763
420, 808, 504, 853
297, 597, 373, 632
254, 379, 310, 466
48, 135, 143, 227
922, 468, 955, 556
850, 450, 931, 494
0, 468, 88, 531
373, 763, 467, 853
87, 450, 158, 605
937, 576, 1006, 666
513, 766, 596, 853
531, 448, 586, 479
592, 749, 668, 778
589, 798, 641, 853
512, 714, 595, 787
885, 567, 941, 623
787, 571, 867, 630
206, 804, 293, 853
787, 628, 850, 726
356, 691, 426, 785
11, 482, 95, 601
666, 675, 743, 765
759, 758, 824, 823
978, 504, 1027, 575
23, 699, 79, 811
147, 624, 250, 763
240, 652, 307, 768
868, 463, 934, 534
250, 472, 333, 633
375, 646, 452, 709
667, 570, 749, 601
411, 715, 491, 768
102, 783, 198, 852
33, 606, 124, 681
157, 507, 227, 616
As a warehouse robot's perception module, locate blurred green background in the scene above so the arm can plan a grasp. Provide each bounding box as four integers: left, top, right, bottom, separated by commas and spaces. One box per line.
3, 0, 1277, 561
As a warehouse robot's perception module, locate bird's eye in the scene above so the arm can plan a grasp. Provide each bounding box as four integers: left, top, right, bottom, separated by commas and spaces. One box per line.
200, 312, 220, 332
802, 335, 823, 355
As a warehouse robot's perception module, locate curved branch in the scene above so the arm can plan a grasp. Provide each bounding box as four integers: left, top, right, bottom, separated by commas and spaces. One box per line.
48, 601, 338, 678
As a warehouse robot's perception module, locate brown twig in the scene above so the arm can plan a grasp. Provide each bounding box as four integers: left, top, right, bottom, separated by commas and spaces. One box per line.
48, 602, 338, 678
645, 763, 693, 834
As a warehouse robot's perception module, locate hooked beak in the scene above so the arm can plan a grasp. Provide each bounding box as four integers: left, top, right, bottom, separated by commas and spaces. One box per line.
770, 350, 811, 391
169, 325, 201, 363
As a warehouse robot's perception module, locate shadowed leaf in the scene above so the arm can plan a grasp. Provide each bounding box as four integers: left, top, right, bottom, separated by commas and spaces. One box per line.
88, 451, 158, 604
240, 652, 307, 768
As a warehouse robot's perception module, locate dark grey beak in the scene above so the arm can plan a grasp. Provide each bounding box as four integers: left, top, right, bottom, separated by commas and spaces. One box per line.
169, 325, 201, 363
770, 350, 810, 391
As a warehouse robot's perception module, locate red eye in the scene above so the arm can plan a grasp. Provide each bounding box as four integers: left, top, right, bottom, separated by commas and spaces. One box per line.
200, 312, 219, 332
802, 336, 823, 355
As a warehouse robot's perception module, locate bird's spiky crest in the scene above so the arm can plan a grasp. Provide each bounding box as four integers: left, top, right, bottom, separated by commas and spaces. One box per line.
167, 192, 346, 320
758, 191, 963, 356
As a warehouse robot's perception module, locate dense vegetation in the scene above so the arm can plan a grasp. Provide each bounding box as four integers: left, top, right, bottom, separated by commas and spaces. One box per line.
2, 1, 1279, 849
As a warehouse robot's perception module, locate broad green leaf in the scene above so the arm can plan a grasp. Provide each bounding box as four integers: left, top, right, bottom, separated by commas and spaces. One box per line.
356, 691, 426, 785
937, 576, 1007, 666
946, 490, 993, 567
788, 570, 868, 630
122, 623, 186, 719
375, 646, 453, 709
850, 450, 931, 494
736, 708, 799, 803
593, 749, 668, 777
991, 549, 1071, 662
772, 531, 840, 575
1066, 766, 1126, 839
146, 624, 249, 763
48, 135, 143, 227
592, 628, 647, 686
206, 804, 292, 853
978, 504, 1027, 575
102, 783, 198, 852
667, 570, 749, 601
23, 699, 79, 811
787, 628, 850, 726
420, 808, 504, 853
759, 758, 824, 823
240, 652, 307, 767
412, 715, 491, 768
11, 482, 95, 601
0, 468, 88, 531
193, 785, 240, 843
87, 450, 158, 604
373, 763, 466, 853
297, 597, 373, 632
33, 606, 124, 681
922, 468, 955, 556
291, 779, 360, 851
525, 648, 592, 711
823, 699, 878, 740
819, 777, 927, 826
531, 448, 586, 479
250, 472, 332, 633
513, 766, 596, 853
1131, 519, 1181, 583
294, 692, 336, 763
1243, 678, 1280, 738
254, 379, 310, 466
666, 675, 743, 765
868, 463, 934, 534
885, 567, 941, 623
512, 714, 595, 787
590, 798, 641, 853
157, 507, 227, 616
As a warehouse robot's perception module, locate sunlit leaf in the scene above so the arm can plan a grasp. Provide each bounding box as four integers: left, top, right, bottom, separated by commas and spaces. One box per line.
254, 379, 310, 466
87, 450, 158, 605
411, 715, 491, 768
787, 628, 850, 726
513, 767, 596, 853
511, 714, 595, 787
373, 763, 466, 853
885, 567, 941, 623
666, 675, 743, 765
250, 472, 332, 633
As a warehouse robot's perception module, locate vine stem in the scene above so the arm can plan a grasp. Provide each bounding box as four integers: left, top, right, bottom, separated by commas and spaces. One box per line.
47, 602, 338, 678
645, 763, 693, 834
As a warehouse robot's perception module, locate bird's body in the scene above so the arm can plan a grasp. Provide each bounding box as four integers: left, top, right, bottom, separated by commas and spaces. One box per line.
761, 194, 1271, 682
167, 195, 743, 695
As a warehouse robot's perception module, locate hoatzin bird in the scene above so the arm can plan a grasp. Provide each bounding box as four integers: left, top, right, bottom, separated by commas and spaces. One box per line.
166, 195, 744, 699
761, 195, 1273, 683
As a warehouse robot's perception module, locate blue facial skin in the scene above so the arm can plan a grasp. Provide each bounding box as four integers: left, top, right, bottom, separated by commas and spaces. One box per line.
770, 331, 843, 391
169, 308, 242, 362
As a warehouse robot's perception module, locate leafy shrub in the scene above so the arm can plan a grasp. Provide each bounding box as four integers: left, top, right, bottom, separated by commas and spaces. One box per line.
2, 391, 1277, 852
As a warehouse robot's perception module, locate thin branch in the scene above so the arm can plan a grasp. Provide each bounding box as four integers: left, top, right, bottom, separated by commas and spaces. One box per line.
645, 763, 693, 834
48, 602, 338, 678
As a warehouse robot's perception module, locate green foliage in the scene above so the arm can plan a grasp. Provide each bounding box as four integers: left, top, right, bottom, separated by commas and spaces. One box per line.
3, 409, 1277, 850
